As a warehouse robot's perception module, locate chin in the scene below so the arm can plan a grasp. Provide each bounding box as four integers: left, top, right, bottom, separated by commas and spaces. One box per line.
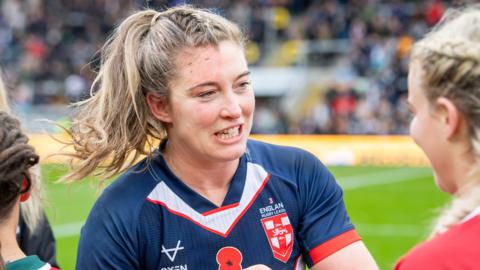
215, 144, 247, 161
434, 173, 456, 195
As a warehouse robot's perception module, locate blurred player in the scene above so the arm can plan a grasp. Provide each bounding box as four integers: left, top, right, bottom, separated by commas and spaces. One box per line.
62, 5, 377, 269
0, 111, 57, 270
0, 69, 58, 267
396, 6, 480, 269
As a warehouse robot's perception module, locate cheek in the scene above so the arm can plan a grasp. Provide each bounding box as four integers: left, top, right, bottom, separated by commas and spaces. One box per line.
192, 103, 220, 127
411, 116, 443, 173
241, 93, 255, 116
410, 116, 434, 160
409, 117, 421, 144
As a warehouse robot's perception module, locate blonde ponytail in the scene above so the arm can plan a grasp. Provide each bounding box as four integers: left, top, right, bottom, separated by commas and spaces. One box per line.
61, 6, 244, 182
431, 187, 480, 235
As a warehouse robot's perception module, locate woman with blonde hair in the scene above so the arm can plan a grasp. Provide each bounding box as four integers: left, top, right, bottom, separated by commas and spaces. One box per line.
66, 5, 377, 270
396, 6, 480, 269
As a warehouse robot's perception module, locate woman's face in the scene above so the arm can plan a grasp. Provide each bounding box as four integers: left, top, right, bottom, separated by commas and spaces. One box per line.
408, 61, 455, 193
161, 40, 255, 164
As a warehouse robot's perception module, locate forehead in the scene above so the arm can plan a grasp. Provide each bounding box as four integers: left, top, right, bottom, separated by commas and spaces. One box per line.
174, 41, 246, 77
408, 61, 423, 96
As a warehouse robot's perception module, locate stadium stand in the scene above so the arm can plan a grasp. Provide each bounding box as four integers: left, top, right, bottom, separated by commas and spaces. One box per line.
0, 0, 459, 134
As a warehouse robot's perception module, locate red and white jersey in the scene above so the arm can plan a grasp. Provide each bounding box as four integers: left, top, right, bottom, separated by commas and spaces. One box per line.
395, 207, 480, 270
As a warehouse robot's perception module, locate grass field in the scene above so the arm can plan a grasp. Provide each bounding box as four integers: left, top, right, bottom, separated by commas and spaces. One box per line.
41, 164, 448, 270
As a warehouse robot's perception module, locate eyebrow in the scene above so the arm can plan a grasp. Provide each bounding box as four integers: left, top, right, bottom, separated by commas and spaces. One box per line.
187, 71, 251, 92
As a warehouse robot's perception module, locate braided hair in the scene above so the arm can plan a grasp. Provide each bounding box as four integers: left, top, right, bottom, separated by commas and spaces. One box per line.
0, 111, 39, 222
411, 6, 480, 235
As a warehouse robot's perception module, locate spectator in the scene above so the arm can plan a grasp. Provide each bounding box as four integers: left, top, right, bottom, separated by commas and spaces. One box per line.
0, 0, 449, 135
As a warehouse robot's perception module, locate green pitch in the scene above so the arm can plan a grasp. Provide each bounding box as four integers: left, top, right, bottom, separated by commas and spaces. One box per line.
42, 165, 448, 270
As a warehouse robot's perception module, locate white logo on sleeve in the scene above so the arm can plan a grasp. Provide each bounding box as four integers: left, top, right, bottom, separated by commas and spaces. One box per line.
161, 240, 185, 262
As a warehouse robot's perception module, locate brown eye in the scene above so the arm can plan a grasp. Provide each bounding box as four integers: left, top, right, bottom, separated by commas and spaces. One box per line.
198, 90, 216, 99
237, 81, 251, 90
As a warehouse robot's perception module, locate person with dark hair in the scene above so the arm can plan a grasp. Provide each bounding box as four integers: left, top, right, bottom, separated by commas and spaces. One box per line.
0, 68, 59, 268
0, 111, 57, 270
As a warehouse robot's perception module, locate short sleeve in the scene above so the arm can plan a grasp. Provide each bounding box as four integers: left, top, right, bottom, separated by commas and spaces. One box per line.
296, 153, 360, 267
76, 188, 140, 269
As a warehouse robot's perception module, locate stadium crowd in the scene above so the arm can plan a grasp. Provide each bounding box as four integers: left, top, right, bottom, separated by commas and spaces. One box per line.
0, 0, 464, 134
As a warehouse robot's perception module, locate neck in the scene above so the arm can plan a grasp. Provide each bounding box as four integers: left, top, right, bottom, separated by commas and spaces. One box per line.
163, 141, 240, 206
0, 203, 25, 262
452, 148, 478, 197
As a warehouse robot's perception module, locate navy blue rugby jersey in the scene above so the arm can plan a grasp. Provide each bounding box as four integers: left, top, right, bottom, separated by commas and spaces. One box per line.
76, 139, 360, 270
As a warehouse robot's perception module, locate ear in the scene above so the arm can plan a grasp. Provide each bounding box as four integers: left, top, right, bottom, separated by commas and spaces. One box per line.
435, 97, 462, 139
19, 190, 31, 202
146, 92, 172, 123
19, 177, 31, 202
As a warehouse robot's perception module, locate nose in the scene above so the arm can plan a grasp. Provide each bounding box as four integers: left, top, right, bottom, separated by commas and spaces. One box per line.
220, 91, 242, 118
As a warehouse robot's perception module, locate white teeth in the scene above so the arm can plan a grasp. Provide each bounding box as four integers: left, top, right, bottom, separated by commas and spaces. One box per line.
217, 126, 240, 140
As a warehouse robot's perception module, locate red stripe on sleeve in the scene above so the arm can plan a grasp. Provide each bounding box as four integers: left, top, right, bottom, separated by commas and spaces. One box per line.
309, 229, 361, 265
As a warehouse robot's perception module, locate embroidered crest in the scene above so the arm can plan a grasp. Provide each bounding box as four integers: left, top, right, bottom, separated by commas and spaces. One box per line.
261, 213, 293, 263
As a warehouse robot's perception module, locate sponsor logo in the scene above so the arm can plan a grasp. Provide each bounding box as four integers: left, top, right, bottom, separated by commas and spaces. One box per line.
161, 240, 184, 262
160, 266, 188, 270
261, 213, 294, 263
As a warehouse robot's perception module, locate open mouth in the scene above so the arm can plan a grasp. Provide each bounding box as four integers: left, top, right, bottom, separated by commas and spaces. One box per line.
216, 125, 242, 140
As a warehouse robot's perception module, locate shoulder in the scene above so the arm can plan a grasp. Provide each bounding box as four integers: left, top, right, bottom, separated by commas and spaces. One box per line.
95, 158, 159, 211
396, 216, 480, 269
77, 157, 163, 267
5, 255, 54, 270
246, 139, 326, 177
246, 139, 339, 206
247, 139, 315, 159
83, 157, 161, 235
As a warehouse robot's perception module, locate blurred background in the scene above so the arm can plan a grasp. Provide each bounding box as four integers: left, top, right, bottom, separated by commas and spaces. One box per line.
1, 0, 460, 134
0, 0, 467, 269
